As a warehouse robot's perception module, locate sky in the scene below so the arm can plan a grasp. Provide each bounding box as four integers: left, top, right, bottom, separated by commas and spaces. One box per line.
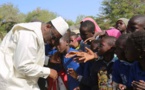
0, 0, 103, 21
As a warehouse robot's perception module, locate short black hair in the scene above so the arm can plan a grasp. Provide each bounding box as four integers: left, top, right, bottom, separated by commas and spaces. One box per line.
70, 32, 78, 38
102, 36, 117, 47
129, 30, 145, 52
128, 15, 145, 32
61, 33, 70, 43
116, 34, 131, 47
80, 20, 95, 33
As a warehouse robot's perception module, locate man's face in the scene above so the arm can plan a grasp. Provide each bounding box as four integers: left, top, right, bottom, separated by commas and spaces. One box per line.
44, 25, 62, 47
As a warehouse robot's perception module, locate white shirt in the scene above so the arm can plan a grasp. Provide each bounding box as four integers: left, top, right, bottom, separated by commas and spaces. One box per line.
0, 22, 50, 90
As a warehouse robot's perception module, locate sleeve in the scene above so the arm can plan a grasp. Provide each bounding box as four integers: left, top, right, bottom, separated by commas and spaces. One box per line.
13, 30, 50, 78
112, 61, 122, 83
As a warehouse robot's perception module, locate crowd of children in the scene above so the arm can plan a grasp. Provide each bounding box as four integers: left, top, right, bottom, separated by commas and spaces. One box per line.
44, 15, 145, 90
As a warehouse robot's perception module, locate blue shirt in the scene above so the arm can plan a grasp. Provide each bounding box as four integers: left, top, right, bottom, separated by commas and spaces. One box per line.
129, 61, 145, 83
112, 60, 134, 87
62, 47, 82, 90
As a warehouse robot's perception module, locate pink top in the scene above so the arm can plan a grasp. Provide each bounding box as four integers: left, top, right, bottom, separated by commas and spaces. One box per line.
81, 17, 102, 32
106, 28, 121, 38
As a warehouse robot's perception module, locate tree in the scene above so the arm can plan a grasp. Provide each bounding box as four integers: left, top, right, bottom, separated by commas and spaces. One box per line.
75, 15, 86, 25
25, 8, 57, 22
0, 3, 25, 32
101, 0, 145, 26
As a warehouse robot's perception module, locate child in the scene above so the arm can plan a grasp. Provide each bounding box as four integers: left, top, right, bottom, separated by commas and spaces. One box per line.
56, 33, 82, 90
84, 28, 121, 44
125, 31, 145, 90
69, 32, 81, 50
68, 36, 117, 90
90, 40, 100, 53
115, 18, 129, 34
112, 34, 135, 90
127, 15, 145, 33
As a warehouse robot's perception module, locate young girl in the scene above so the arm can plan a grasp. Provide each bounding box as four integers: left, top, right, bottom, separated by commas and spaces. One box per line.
125, 31, 145, 90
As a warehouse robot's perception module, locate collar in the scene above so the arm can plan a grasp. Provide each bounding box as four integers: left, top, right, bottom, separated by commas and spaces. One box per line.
103, 54, 117, 66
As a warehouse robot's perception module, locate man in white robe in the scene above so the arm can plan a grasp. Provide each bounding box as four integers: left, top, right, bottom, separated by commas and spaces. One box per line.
0, 17, 69, 90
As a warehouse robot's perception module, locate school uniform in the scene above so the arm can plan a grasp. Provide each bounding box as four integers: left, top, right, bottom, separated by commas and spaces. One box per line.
129, 61, 145, 85
62, 47, 82, 90
112, 60, 135, 87
78, 56, 117, 90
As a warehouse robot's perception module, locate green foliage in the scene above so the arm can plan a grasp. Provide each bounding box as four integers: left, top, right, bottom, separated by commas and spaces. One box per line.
66, 19, 75, 26
75, 15, 86, 25
101, 0, 145, 26
0, 3, 26, 33
25, 8, 57, 22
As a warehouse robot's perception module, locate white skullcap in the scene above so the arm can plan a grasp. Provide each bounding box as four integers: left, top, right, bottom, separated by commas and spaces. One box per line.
51, 16, 69, 36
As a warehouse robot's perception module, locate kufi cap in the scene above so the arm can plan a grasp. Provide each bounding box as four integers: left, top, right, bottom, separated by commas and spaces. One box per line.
51, 16, 69, 36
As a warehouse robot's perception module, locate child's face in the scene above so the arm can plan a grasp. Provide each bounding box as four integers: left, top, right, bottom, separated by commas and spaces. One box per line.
98, 39, 112, 56
90, 42, 100, 52
116, 20, 127, 32
80, 27, 94, 41
115, 43, 126, 60
127, 19, 144, 33
56, 39, 68, 53
125, 40, 139, 62
69, 36, 78, 48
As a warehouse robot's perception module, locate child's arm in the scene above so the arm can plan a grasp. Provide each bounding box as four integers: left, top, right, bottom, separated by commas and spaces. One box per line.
50, 52, 61, 64
67, 68, 97, 87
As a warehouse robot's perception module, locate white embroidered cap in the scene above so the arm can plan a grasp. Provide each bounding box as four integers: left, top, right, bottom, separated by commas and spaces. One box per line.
51, 16, 69, 36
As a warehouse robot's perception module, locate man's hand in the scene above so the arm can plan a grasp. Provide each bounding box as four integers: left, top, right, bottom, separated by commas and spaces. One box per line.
49, 69, 58, 80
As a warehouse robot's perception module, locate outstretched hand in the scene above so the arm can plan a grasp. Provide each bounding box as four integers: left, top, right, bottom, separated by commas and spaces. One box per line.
65, 47, 97, 63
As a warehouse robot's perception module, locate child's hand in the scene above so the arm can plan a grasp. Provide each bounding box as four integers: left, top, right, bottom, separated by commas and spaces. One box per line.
84, 37, 95, 44
65, 51, 79, 58
73, 86, 80, 90
132, 80, 145, 90
67, 68, 78, 80
118, 84, 126, 90
50, 52, 61, 64
74, 47, 96, 63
